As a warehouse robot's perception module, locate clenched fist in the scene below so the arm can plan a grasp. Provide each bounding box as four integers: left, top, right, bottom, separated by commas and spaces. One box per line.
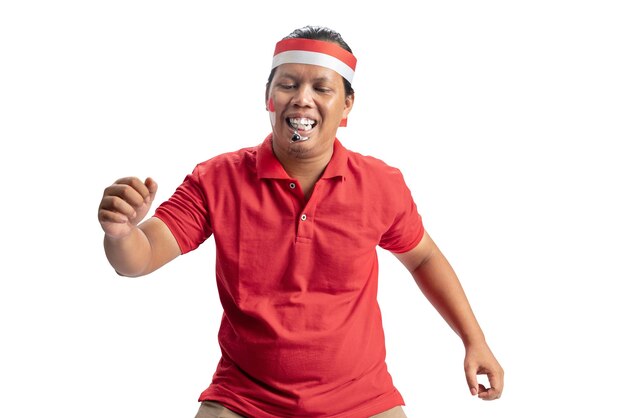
98, 177, 158, 239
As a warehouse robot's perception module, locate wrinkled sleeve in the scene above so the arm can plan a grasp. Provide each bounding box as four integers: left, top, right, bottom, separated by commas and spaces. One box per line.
153, 166, 212, 254
378, 171, 424, 253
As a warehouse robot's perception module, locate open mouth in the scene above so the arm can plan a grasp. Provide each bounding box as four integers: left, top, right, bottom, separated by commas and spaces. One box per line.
287, 117, 317, 132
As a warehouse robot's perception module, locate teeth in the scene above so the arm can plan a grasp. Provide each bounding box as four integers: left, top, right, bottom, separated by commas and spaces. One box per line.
289, 118, 316, 131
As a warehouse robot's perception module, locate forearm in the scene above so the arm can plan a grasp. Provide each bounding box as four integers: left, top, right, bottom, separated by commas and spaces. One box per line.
103, 226, 152, 277
412, 249, 485, 347
396, 232, 503, 398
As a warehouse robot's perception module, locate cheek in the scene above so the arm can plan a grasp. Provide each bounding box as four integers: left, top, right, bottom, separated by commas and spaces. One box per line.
324, 100, 347, 122
269, 90, 291, 109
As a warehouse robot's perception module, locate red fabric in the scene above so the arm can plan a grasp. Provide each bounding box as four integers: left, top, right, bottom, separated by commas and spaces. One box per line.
154, 135, 424, 418
273, 38, 357, 70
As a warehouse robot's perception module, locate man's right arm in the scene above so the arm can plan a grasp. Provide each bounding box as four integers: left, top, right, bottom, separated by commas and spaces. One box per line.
98, 177, 181, 277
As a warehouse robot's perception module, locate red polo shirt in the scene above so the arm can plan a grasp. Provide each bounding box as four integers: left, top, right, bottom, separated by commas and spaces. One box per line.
154, 135, 424, 418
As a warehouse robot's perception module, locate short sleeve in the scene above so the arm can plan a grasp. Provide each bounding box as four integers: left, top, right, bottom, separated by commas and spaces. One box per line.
378, 172, 425, 253
153, 166, 212, 254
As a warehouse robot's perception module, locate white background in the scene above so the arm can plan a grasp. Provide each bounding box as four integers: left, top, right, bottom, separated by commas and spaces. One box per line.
1, 1, 625, 417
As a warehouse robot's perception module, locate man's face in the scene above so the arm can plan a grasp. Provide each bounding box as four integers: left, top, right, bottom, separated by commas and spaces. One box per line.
267, 63, 353, 158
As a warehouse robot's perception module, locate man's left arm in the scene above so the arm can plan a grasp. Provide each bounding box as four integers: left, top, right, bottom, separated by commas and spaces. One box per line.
393, 231, 504, 400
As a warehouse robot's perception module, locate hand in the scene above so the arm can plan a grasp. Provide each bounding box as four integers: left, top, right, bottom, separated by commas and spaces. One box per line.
98, 177, 158, 239
464, 341, 504, 400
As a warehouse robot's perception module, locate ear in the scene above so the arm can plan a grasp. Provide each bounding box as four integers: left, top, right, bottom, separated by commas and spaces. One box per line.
341, 93, 355, 125
267, 97, 276, 126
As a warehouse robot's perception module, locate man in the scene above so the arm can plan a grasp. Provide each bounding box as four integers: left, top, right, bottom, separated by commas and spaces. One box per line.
98, 26, 503, 418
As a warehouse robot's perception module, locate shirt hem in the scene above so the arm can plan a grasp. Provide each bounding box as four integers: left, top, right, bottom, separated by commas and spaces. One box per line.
199, 386, 405, 418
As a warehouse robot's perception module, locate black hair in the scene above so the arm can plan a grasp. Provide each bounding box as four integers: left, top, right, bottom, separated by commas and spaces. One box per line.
265, 26, 355, 101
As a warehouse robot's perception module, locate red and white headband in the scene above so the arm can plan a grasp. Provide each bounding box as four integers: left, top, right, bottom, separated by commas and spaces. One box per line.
271, 38, 357, 84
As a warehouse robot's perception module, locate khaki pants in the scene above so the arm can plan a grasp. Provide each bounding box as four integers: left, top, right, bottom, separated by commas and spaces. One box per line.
195, 401, 407, 418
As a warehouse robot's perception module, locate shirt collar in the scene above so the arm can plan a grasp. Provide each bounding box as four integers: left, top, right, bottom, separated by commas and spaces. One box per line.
257, 134, 348, 181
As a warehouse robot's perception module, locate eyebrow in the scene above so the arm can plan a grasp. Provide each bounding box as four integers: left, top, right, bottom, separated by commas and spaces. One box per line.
278, 72, 331, 81
278, 73, 334, 83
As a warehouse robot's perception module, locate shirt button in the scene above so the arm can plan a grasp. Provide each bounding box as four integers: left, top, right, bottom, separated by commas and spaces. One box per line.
289, 182, 296, 189
300, 214, 307, 221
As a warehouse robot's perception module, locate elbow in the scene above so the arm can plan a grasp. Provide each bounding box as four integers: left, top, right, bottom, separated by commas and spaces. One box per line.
113, 266, 149, 278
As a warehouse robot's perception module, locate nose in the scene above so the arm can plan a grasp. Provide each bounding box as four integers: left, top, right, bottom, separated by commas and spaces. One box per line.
291, 84, 314, 108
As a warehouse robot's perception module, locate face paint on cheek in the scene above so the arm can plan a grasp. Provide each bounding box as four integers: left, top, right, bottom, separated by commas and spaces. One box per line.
267, 98, 276, 127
